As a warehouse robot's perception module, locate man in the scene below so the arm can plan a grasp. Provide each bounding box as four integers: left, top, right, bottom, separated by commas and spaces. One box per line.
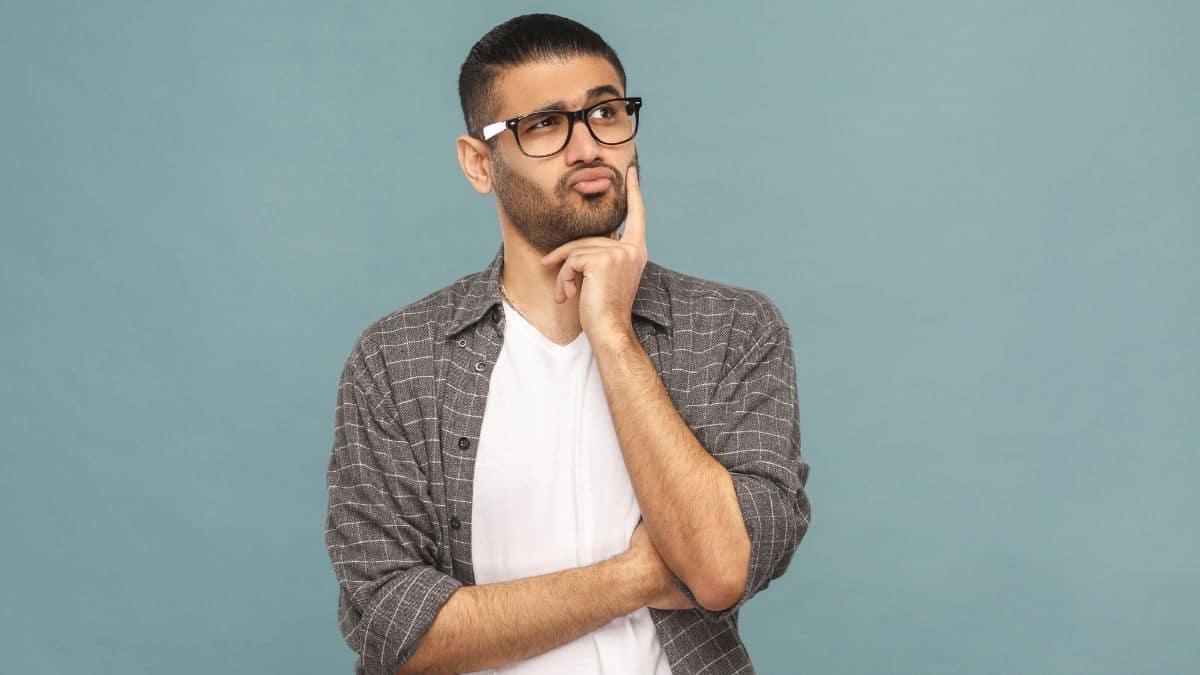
324, 13, 811, 675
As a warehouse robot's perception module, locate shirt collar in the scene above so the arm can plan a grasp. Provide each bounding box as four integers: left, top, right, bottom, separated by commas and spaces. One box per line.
442, 242, 672, 339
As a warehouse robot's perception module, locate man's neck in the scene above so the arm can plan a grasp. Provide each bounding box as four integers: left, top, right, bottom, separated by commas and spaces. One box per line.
499, 236, 583, 345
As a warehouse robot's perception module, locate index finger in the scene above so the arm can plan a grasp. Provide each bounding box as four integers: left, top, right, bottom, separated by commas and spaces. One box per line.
621, 164, 645, 247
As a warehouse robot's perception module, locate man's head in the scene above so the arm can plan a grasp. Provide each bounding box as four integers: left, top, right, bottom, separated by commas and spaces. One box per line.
456, 14, 640, 257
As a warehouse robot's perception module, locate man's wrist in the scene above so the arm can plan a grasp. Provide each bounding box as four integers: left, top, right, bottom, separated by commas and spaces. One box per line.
608, 551, 657, 611
590, 324, 639, 355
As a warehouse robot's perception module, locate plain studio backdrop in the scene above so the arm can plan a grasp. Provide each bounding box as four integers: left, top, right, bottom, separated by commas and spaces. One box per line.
1, 2, 1196, 673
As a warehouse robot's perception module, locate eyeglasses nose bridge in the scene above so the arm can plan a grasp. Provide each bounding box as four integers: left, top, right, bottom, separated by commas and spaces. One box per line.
562, 108, 600, 152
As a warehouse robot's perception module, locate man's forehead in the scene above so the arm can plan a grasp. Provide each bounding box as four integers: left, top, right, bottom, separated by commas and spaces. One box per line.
494, 58, 624, 117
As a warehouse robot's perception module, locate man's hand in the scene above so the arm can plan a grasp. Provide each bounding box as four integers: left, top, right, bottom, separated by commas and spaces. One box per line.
538, 164, 646, 345
624, 518, 697, 611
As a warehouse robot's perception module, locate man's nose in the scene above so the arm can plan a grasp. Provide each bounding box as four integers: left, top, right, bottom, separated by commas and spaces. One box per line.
562, 117, 602, 163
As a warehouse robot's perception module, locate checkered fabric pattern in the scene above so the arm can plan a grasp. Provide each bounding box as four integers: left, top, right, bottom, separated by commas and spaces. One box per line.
325, 243, 811, 674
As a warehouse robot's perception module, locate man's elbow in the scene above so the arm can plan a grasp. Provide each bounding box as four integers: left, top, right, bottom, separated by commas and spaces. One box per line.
697, 538, 750, 612
696, 571, 745, 613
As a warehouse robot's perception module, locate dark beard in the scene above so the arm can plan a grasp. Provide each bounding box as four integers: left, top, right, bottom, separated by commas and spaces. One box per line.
490, 149, 638, 257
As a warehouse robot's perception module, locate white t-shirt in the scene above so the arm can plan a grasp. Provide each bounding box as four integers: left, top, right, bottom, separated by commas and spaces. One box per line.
463, 298, 673, 674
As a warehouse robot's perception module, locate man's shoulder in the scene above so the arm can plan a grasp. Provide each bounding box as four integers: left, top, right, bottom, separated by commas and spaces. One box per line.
357, 279, 460, 341
341, 268, 479, 380
650, 259, 790, 335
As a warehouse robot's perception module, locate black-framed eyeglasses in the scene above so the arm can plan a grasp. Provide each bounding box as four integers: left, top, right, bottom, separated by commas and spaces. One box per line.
477, 96, 642, 158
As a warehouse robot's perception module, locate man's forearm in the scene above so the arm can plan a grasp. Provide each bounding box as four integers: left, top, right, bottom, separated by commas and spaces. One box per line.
397, 553, 653, 675
590, 329, 749, 610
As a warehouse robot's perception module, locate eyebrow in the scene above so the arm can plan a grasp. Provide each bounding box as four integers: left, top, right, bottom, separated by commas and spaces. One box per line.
531, 84, 622, 113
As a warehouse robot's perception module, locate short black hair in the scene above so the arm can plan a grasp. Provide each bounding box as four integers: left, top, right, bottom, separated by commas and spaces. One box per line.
458, 13, 627, 145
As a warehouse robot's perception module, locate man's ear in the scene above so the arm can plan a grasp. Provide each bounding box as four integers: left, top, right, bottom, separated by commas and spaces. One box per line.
457, 135, 494, 195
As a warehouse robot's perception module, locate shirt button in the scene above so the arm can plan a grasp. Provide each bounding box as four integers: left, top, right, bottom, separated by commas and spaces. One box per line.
450, 515, 461, 529
474, 361, 486, 372
458, 437, 470, 449
490, 308, 500, 323
457, 339, 467, 348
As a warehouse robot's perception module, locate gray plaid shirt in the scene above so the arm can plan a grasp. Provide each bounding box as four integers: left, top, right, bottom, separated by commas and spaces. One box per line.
325, 243, 811, 674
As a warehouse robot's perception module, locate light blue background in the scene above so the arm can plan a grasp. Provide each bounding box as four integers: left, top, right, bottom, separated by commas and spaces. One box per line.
2, 2, 1196, 673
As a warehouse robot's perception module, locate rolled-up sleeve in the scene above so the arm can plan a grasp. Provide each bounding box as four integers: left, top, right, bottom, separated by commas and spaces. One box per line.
670, 316, 812, 624
325, 337, 463, 675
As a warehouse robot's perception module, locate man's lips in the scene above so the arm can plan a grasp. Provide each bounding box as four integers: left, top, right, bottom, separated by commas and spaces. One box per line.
572, 177, 612, 194
568, 168, 616, 194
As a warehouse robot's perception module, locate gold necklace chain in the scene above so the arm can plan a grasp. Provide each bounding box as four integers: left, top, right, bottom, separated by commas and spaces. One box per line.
497, 277, 528, 323
498, 264, 578, 343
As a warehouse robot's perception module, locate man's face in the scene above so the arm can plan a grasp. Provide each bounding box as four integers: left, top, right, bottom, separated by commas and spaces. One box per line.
486, 55, 639, 257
